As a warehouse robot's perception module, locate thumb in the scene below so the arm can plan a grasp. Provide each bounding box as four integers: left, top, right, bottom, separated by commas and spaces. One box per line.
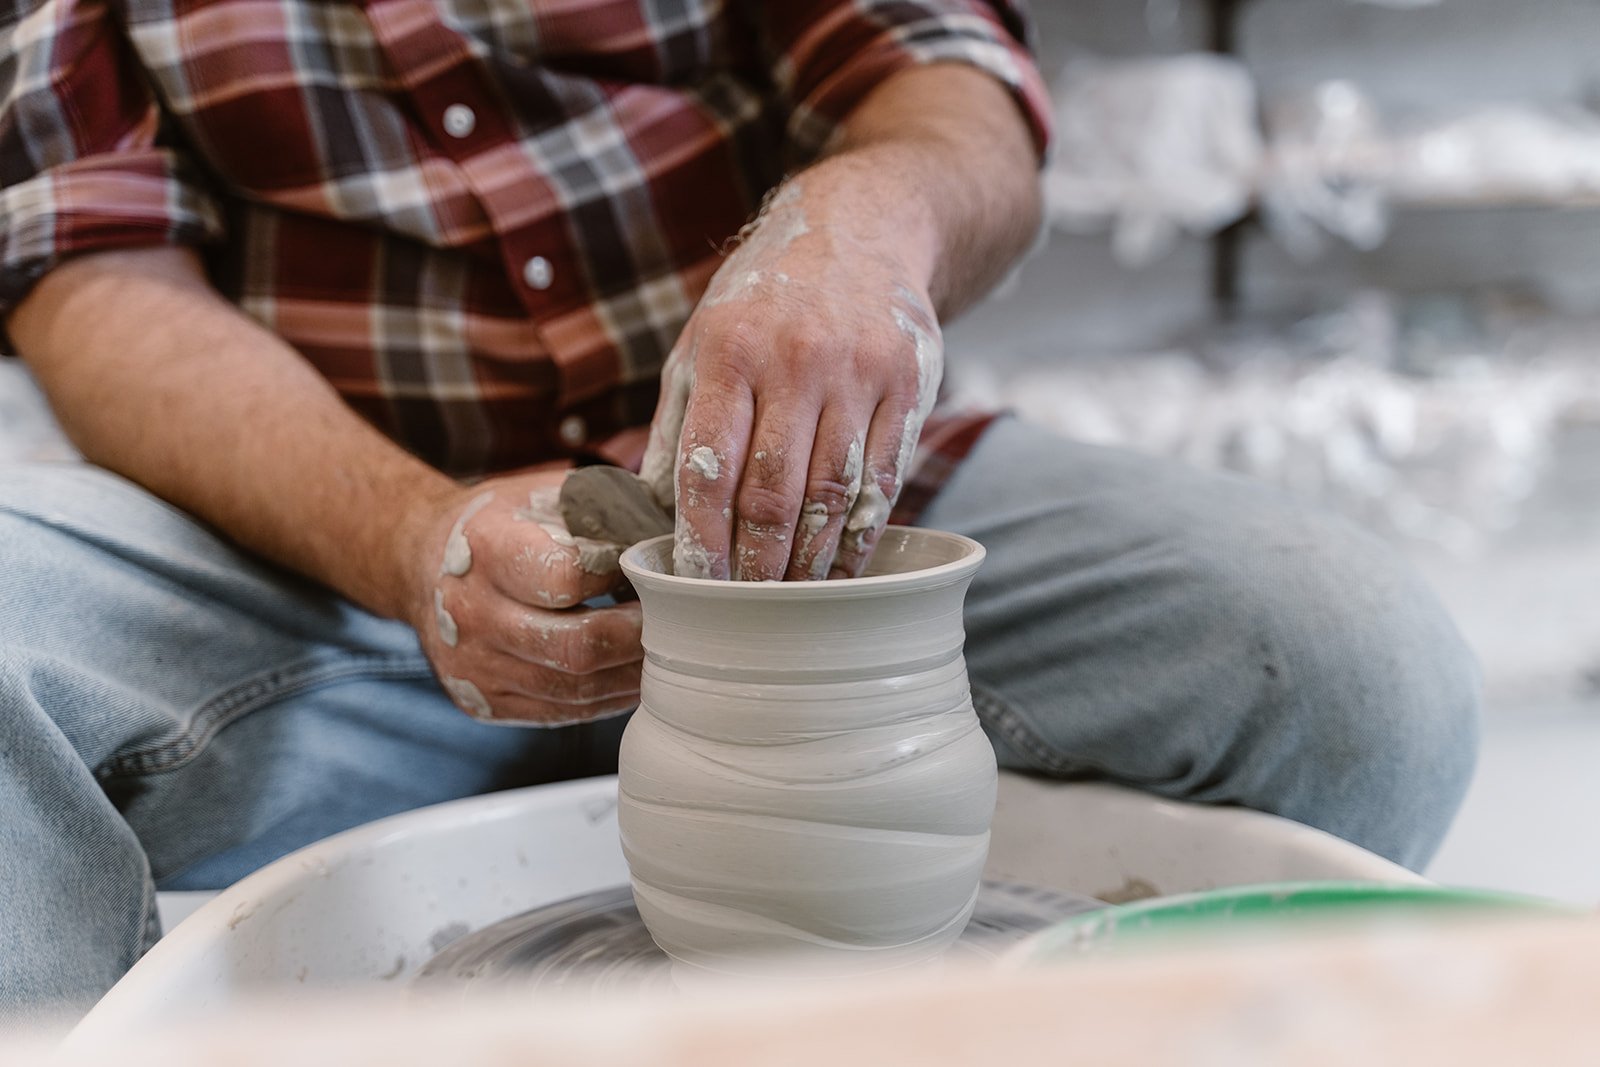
639, 340, 694, 511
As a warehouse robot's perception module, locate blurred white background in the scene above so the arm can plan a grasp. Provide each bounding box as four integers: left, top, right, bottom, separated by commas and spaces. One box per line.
945, 0, 1600, 903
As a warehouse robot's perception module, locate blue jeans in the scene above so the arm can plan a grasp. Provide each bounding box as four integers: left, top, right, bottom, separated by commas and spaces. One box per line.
0, 417, 1479, 1018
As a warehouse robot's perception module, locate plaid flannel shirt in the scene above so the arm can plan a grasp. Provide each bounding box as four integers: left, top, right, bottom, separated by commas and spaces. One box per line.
0, 0, 1050, 520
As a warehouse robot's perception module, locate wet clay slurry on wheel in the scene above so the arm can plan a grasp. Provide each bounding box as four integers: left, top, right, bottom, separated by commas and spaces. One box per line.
412, 882, 1105, 995
616, 528, 996, 977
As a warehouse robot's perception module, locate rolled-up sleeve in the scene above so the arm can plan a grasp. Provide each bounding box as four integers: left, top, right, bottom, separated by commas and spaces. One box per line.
750, 0, 1053, 162
0, 0, 223, 327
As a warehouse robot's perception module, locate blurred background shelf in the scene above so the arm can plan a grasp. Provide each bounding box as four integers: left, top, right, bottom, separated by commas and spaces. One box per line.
974, 0, 1600, 904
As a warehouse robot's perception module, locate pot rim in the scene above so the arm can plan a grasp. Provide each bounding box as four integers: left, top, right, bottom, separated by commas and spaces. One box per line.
620, 526, 985, 600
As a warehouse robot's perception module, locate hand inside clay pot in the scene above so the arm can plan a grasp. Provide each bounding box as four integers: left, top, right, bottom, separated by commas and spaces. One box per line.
637, 176, 943, 583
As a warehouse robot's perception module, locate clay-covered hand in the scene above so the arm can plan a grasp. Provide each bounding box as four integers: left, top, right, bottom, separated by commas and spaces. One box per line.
638, 179, 942, 581
404, 470, 643, 725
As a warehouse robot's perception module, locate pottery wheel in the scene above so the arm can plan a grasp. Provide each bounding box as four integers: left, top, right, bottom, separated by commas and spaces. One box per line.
412, 881, 1105, 996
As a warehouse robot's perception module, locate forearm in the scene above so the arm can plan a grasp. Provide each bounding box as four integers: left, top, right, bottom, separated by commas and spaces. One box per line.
811, 62, 1043, 318
641, 64, 1039, 579
6, 247, 455, 621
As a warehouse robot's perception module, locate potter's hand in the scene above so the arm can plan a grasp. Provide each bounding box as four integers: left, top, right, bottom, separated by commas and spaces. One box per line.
638, 178, 942, 581
406, 470, 643, 725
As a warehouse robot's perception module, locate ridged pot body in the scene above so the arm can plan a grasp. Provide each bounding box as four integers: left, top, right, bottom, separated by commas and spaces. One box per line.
616, 527, 996, 976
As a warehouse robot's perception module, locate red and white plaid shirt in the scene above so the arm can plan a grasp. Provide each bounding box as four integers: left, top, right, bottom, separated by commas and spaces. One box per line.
0, 0, 1049, 521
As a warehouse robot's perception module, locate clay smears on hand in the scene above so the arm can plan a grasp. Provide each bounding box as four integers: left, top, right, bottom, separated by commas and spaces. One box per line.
685, 445, 720, 481
644, 182, 814, 576
441, 490, 495, 577
841, 482, 890, 555
672, 525, 717, 580
671, 438, 726, 579
833, 297, 944, 568
442, 676, 493, 719
514, 486, 624, 576
793, 502, 831, 580
639, 343, 695, 514
433, 588, 459, 647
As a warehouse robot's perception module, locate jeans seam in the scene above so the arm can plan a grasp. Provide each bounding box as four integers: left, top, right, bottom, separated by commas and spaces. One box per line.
98, 652, 435, 781
137, 866, 160, 957
971, 682, 1081, 776
971, 682, 1177, 787
0, 465, 206, 532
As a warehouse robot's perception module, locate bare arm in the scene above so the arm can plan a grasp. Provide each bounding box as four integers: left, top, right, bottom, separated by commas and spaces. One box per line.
639, 61, 1043, 580
821, 62, 1044, 319
7, 248, 642, 725
7, 247, 452, 620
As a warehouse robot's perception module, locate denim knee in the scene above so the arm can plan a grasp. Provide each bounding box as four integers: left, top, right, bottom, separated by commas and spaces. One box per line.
1206, 511, 1481, 869
918, 421, 1479, 870
0, 500, 65, 645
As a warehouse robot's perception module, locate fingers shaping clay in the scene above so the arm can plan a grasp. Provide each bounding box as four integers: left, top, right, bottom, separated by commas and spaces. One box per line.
559, 466, 675, 547
616, 527, 996, 979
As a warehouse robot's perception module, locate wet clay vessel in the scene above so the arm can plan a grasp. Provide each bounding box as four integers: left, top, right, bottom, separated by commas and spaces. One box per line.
617, 527, 995, 977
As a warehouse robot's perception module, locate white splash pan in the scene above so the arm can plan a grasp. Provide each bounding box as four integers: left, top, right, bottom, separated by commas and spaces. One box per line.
75, 773, 1422, 1039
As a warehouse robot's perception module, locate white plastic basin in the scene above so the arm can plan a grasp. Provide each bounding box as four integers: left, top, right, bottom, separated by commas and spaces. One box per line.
76, 772, 1421, 1039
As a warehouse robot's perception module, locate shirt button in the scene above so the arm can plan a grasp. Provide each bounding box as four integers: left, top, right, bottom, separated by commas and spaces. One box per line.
442, 104, 476, 139
558, 415, 587, 448
523, 255, 554, 291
